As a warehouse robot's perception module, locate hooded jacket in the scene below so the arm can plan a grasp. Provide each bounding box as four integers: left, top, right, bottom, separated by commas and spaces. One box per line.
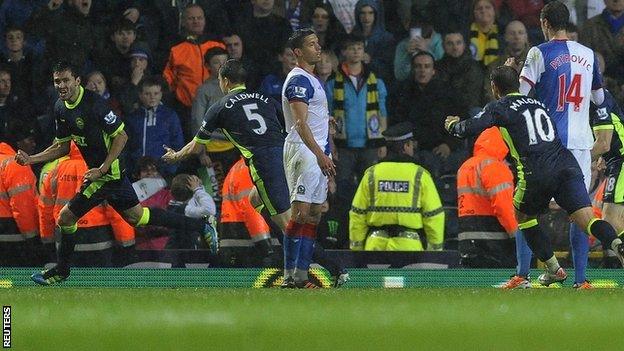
351, 0, 395, 82
457, 127, 517, 238
126, 103, 184, 176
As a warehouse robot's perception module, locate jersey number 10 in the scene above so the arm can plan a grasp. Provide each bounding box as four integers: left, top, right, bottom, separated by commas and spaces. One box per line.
522, 108, 555, 145
557, 73, 583, 112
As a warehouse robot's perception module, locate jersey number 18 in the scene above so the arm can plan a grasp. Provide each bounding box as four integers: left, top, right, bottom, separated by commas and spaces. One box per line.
522, 108, 555, 145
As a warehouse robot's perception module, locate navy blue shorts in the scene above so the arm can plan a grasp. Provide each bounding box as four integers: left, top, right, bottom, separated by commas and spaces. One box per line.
68, 175, 140, 218
248, 146, 290, 216
514, 151, 591, 216
603, 160, 624, 204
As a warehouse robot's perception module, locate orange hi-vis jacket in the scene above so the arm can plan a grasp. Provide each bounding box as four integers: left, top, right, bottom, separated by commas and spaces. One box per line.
220, 158, 270, 242
0, 142, 39, 241
592, 179, 606, 219
163, 36, 226, 107
38, 144, 135, 248
457, 127, 517, 241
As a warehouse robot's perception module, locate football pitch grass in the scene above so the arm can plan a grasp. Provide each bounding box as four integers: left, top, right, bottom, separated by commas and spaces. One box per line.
3, 287, 624, 351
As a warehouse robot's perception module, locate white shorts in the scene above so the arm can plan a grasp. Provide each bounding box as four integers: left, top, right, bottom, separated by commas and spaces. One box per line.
283, 141, 328, 204
569, 149, 591, 191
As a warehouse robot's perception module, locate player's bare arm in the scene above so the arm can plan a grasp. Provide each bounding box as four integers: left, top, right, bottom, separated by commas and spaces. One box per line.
591, 128, 613, 161
85, 129, 128, 181
15, 139, 70, 166
290, 100, 336, 177
162, 139, 204, 164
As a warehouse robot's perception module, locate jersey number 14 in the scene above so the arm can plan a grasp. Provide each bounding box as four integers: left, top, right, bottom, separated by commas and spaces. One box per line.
557, 73, 583, 112
523, 108, 555, 145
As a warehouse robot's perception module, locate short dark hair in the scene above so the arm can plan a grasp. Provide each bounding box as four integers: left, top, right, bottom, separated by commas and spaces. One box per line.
4, 26, 24, 36
171, 174, 194, 201
139, 75, 164, 91
218, 59, 247, 84
411, 51, 435, 64
288, 28, 316, 50
52, 61, 80, 78
540, 1, 570, 31
386, 139, 411, 155
490, 66, 520, 96
112, 19, 136, 34
566, 21, 578, 33
204, 47, 228, 64
341, 34, 365, 50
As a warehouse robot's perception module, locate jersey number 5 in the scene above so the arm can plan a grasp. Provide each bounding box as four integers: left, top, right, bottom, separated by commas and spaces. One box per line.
243, 103, 267, 135
522, 108, 555, 145
557, 73, 583, 112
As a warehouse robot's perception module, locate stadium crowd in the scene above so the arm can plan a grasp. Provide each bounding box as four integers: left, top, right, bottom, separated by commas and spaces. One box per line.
0, 0, 623, 270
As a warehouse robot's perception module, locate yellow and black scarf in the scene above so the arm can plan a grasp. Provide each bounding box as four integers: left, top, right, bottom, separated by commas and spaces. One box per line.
333, 65, 386, 142
470, 22, 500, 66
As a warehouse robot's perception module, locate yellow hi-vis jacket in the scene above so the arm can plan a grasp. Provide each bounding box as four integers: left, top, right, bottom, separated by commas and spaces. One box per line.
349, 156, 445, 251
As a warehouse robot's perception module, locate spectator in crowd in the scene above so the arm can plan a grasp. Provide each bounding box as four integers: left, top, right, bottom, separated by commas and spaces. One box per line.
351, 0, 395, 83
0, 121, 40, 266
310, 3, 347, 54
566, 21, 579, 41
260, 46, 297, 103
326, 34, 388, 236
394, 13, 444, 82
394, 51, 464, 177
26, 0, 102, 72
39, 142, 135, 267
166, 173, 216, 249
150, 1, 229, 69
235, 0, 292, 82
84, 71, 123, 117
92, 19, 138, 94
595, 51, 624, 106
222, 33, 261, 89
126, 76, 184, 178
162, 4, 226, 138
0, 68, 37, 143
436, 31, 485, 118
469, 0, 502, 67
117, 46, 153, 116
427, 0, 471, 36
0, 0, 46, 56
349, 122, 444, 251
502, 0, 544, 44
580, 0, 624, 84
1, 26, 36, 100
457, 127, 518, 269
326, 0, 358, 34
483, 20, 530, 102
273, 0, 317, 31
192, 47, 229, 133
131, 156, 173, 250
315, 49, 338, 84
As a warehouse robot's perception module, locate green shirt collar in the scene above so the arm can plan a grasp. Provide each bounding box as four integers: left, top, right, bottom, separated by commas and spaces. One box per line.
64, 86, 84, 109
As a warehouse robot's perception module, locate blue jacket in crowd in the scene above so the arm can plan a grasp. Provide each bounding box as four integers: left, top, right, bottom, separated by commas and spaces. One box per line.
325, 68, 388, 148
125, 103, 184, 177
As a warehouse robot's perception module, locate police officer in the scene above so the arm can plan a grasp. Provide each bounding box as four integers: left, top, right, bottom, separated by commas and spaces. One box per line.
349, 122, 445, 251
